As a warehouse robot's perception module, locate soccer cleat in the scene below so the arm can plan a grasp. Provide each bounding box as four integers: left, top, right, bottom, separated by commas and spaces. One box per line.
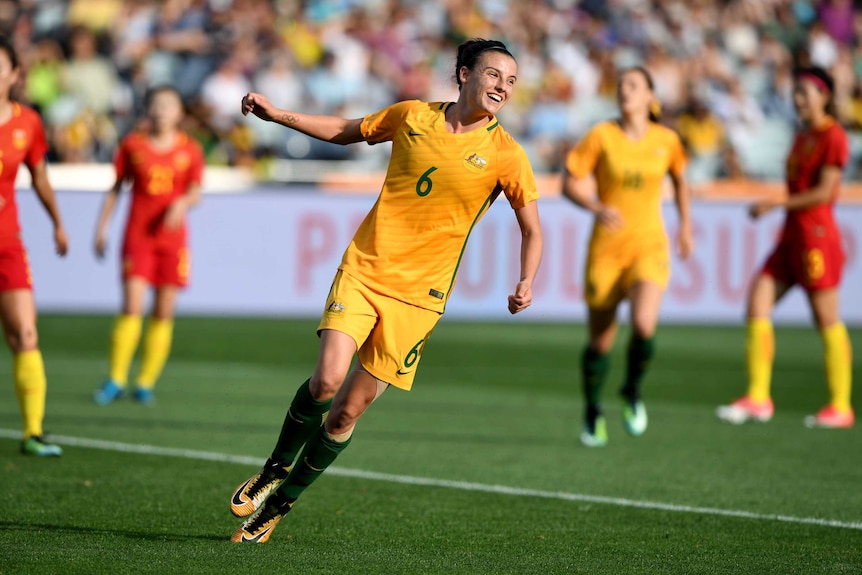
93, 380, 125, 406
716, 396, 774, 424
132, 387, 155, 405
21, 435, 63, 457
622, 398, 648, 436
804, 406, 855, 429
230, 459, 292, 517
231, 494, 293, 543
580, 414, 608, 448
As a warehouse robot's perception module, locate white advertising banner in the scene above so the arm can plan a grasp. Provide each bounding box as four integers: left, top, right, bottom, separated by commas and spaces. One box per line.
15, 189, 862, 324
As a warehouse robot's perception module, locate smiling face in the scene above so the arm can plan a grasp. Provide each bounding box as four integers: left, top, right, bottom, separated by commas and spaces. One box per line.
617, 69, 653, 120
458, 51, 518, 117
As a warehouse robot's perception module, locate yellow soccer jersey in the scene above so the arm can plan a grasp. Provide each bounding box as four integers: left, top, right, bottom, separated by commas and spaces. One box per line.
339, 100, 539, 313
566, 121, 686, 245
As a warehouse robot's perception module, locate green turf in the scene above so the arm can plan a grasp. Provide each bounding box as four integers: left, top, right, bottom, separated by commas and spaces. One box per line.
1, 316, 860, 574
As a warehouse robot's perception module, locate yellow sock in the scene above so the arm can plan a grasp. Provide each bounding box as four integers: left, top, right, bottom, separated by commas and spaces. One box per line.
822, 322, 852, 412
109, 314, 143, 386
746, 317, 774, 402
13, 350, 47, 439
136, 318, 174, 389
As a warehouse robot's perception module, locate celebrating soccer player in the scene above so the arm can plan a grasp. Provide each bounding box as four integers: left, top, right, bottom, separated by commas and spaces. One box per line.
717, 66, 854, 429
562, 67, 693, 448
0, 37, 69, 456
92, 85, 204, 406
229, 38, 542, 543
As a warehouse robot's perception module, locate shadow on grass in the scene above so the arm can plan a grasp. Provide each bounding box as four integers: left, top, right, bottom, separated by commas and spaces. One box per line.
0, 520, 227, 543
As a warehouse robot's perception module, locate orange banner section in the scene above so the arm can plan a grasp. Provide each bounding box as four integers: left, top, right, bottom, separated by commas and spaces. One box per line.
319, 172, 862, 203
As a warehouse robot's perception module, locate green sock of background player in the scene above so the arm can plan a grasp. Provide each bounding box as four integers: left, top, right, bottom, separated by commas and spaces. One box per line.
271, 379, 332, 465
582, 346, 609, 424
621, 335, 655, 403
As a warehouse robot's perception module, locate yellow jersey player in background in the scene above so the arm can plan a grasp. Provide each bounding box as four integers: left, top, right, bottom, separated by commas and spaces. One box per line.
563, 67, 693, 448
228, 38, 542, 543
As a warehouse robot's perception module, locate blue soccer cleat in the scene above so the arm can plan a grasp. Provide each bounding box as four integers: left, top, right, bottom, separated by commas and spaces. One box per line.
93, 380, 125, 406
132, 387, 155, 405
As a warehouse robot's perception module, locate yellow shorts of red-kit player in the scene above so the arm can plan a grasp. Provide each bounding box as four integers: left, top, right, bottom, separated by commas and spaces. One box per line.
317, 270, 442, 391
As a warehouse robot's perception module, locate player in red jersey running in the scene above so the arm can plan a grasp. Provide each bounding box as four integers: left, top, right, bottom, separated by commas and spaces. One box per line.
717, 66, 854, 428
0, 37, 68, 456
92, 85, 204, 406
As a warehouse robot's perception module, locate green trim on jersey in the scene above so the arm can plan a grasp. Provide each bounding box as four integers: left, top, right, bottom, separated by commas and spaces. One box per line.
486, 120, 499, 131
443, 190, 498, 312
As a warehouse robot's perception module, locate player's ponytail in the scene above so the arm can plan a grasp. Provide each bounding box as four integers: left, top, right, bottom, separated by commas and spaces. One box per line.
454, 39, 515, 91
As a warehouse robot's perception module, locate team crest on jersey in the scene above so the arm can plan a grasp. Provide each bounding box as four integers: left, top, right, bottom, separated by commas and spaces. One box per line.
463, 153, 487, 174
12, 129, 27, 150
327, 301, 345, 315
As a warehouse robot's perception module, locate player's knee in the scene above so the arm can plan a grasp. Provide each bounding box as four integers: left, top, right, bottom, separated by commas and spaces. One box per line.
326, 401, 366, 435
632, 318, 656, 340
5, 324, 38, 353
309, 372, 344, 401
589, 337, 614, 355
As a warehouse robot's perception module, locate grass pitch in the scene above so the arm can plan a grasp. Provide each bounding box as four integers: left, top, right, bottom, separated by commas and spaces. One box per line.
1, 316, 860, 574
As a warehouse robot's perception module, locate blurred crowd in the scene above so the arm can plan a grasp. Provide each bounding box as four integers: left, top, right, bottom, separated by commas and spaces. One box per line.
4, 0, 862, 181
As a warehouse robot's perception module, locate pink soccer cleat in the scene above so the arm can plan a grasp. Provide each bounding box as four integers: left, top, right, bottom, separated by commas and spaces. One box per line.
804, 406, 855, 429
716, 396, 775, 424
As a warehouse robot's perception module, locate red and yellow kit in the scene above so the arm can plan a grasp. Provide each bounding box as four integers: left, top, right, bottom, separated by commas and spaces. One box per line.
342, 100, 538, 314
762, 119, 848, 291
115, 132, 203, 287
565, 121, 686, 308
0, 103, 49, 292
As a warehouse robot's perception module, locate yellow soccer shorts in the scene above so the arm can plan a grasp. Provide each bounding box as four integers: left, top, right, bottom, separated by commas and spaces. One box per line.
584, 238, 670, 310
317, 270, 442, 391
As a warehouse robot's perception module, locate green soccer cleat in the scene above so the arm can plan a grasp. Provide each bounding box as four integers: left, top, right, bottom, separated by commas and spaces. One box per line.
622, 398, 648, 436
93, 380, 125, 406
231, 493, 294, 543
21, 435, 63, 457
230, 459, 292, 517
580, 414, 608, 448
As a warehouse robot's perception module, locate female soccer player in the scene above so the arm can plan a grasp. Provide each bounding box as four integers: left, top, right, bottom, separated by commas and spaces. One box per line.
0, 37, 68, 456
229, 39, 542, 543
562, 67, 693, 448
92, 85, 203, 406
717, 67, 854, 429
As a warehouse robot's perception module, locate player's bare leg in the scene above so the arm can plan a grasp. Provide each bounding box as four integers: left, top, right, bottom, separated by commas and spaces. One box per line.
805, 288, 853, 428
1, 290, 59, 456
717, 274, 790, 424
620, 281, 663, 436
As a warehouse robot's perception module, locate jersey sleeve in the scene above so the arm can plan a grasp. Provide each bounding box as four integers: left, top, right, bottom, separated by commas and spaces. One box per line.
565, 126, 603, 179
114, 138, 130, 182
822, 125, 849, 168
497, 141, 539, 209
188, 141, 205, 185
24, 112, 49, 169
360, 100, 419, 145
667, 131, 687, 178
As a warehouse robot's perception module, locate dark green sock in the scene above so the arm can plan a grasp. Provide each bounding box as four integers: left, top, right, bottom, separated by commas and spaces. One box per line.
582, 346, 609, 421
271, 379, 332, 464
279, 424, 351, 500
621, 335, 655, 402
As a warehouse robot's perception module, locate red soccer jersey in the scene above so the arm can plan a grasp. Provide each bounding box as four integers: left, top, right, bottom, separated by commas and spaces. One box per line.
0, 103, 49, 248
116, 131, 204, 250
782, 119, 848, 243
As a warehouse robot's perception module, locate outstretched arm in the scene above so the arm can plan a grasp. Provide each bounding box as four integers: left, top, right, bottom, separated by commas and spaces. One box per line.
241, 92, 365, 145
29, 160, 68, 256
94, 177, 123, 259
669, 170, 694, 260
508, 200, 543, 315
